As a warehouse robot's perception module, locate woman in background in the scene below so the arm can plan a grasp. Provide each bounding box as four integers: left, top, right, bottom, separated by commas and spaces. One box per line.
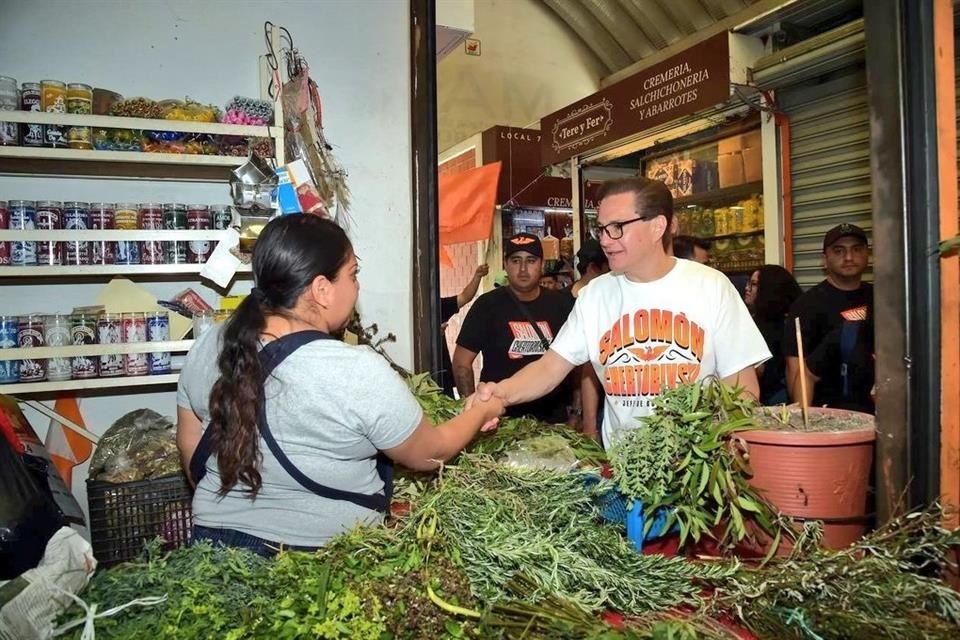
744, 265, 803, 404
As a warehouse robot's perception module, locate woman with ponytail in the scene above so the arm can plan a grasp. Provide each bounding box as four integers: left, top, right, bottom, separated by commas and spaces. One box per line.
176, 214, 503, 554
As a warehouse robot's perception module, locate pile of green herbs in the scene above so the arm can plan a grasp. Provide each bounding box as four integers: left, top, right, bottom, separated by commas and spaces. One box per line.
58, 528, 478, 640
609, 379, 786, 552
415, 454, 736, 615
713, 506, 960, 639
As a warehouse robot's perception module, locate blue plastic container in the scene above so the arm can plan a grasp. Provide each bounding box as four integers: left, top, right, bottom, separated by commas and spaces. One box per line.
585, 474, 676, 552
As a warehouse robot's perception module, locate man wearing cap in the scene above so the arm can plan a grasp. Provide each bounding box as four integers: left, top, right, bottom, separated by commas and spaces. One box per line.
783, 224, 874, 414
452, 233, 575, 423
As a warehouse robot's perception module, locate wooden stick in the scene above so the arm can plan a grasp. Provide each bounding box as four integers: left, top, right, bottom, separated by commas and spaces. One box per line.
794, 317, 810, 428
22, 400, 100, 445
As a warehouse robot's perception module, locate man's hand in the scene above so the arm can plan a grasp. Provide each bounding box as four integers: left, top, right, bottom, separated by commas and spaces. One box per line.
467, 382, 509, 431
457, 264, 491, 308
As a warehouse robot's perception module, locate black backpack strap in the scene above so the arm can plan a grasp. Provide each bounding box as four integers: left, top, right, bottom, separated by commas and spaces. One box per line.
190, 330, 392, 513
506, 289, 552, 351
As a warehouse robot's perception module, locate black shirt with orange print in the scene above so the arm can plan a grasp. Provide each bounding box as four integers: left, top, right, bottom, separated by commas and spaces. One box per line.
783, 281, 874, 414
456, 286, 574, 422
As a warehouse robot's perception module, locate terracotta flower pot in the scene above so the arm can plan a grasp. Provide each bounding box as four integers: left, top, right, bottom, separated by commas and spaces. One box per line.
738, 407, 876, 550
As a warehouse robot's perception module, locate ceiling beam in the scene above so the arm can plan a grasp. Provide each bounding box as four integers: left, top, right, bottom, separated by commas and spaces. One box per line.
544, 0, 634, 73
600, 0, 788, 87
620, 0, 682, 47
585, 0, 657, 60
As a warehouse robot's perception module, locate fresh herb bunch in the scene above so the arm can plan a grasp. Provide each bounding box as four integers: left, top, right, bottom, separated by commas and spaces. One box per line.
415, 455, 736, 615
713, 506, 960, 639
609, 380, 784, 551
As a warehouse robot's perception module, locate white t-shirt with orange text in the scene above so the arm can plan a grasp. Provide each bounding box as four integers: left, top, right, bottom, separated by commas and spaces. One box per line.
551, 258, 770, 446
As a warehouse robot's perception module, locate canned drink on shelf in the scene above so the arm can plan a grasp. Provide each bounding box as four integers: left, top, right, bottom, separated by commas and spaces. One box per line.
90, 203, 115, 265
35, 200, 62, 266
163, 203, 187, 264
70, 313, 98, 379
9, 200, 37, 266
63, 201, 90, 266
138, 203, 164, 265
20, 82, 44, 148
121, 311, 148, 376
0, 200, 9, 266
66, 82, 93, 150
186, 205, 212, 263
114, 203, 140, 265
17, 313, 46, 382
40, 79, 68, 148
211, 205, 234, 230
146, 311, 171, 375
0, 315, 19, 383
97, 313, 124, 377
44, 313, 72, 382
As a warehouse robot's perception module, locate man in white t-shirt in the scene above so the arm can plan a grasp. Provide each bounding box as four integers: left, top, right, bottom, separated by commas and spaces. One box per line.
475, 177, 770, 447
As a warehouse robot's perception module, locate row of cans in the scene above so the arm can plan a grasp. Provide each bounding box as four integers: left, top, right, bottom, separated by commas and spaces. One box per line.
0, 311, 171, 384
0, 200, 234, 267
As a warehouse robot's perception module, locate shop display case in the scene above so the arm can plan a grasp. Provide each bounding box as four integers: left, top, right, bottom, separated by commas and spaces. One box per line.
645, 129, 764, 274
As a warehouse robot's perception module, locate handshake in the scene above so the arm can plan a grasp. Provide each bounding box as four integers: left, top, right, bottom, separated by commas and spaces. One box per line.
467, 382, 509, 433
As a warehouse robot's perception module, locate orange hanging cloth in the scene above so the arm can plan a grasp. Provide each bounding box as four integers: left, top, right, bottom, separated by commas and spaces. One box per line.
44, 396, 93, 489
438, 161, 501, 253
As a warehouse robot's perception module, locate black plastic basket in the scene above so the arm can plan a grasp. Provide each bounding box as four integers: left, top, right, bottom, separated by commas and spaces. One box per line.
87, 473, 193, 567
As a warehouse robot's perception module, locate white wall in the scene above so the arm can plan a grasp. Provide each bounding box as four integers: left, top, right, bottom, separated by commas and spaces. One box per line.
0, 0, 413, 525
437, 0, 605, 151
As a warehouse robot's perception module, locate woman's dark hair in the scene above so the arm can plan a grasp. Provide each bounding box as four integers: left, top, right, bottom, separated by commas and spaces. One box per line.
595, 177, 674, 249
207, 215, 352, 497
752, 264, 803, 323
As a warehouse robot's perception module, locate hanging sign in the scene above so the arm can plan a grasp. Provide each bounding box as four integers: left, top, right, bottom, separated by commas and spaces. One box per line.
540, 32, 732, 166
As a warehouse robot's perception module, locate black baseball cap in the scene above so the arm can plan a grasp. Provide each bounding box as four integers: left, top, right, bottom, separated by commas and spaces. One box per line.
576, 238, 606, 267
823, 224, 868, 252
504, 232, 543, 260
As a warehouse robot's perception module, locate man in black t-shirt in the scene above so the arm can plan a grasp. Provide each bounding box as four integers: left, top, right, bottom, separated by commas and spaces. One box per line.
453, 233, 574, 422
783, 224, 875, 414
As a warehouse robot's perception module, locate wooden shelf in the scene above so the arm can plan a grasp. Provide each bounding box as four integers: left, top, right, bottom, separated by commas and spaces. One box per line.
0, 110, 277, 138
0, 340, 193, 361
674, 181, 763, 209
697, 230, 765, 241
0, 230, 233, 242
0, 146, 264, 181
0, 373, 179, 395
0, 263, 251, 277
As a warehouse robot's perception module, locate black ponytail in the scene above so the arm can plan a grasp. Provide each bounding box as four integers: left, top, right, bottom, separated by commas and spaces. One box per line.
206, 215, 352, 497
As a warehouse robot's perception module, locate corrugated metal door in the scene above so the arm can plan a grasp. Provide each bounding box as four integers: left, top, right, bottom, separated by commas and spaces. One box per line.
778, 66, 873, 288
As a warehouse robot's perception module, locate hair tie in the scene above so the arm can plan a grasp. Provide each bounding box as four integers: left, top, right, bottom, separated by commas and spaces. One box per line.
250, 287, 267, 303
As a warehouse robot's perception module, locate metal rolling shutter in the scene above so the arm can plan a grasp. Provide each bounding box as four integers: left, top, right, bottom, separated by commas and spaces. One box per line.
778, 67, 872, 288
752, 19, 871, 289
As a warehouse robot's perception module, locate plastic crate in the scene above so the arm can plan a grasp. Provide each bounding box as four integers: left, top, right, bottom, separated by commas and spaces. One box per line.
585, 474, 675, 552
87, 473, 193, 567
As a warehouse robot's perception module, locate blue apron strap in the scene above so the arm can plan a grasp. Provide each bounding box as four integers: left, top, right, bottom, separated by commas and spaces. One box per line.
189, 330, 393, 513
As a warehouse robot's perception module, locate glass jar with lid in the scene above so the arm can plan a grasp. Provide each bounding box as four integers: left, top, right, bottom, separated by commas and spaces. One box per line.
0, 76, 18, 146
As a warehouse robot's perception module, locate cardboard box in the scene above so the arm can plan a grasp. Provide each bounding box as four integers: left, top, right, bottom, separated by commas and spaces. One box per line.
718, 130, 762, 155
718, 152, 745, 188
742, 146, 762, 183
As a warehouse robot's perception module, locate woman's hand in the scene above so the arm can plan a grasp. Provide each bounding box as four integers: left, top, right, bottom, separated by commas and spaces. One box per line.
472, 393, 505, 432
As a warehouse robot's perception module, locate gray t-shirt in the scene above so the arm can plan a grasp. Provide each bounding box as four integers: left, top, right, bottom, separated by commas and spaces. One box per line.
176, 325, 422, 547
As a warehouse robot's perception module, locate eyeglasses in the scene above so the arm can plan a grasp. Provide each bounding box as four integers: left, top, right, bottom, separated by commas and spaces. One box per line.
592, 216, 653, 240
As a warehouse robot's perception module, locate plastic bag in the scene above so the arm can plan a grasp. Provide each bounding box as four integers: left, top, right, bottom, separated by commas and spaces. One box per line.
0, 425, 64, 580
0, 527, 95, 640
501, 435, 579, 471
87, 409, 179, 484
